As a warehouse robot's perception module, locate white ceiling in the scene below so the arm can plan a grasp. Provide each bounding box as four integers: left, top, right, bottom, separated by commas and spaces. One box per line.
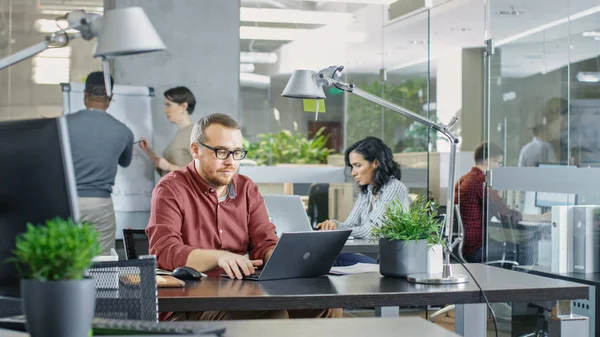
335, 0, 600, 77
238, 0, 599, 78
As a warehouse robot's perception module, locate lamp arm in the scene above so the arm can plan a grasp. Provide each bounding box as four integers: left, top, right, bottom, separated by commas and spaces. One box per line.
0, 9, 99, 71
0, 30, 74, 71
324, 76, 460, 278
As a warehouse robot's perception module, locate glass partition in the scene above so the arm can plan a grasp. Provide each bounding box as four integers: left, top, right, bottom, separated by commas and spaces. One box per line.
483, 1, 600, 334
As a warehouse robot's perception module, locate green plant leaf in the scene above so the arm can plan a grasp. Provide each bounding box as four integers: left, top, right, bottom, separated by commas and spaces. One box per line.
8, 217, 102, 281
370, 196, 443, 246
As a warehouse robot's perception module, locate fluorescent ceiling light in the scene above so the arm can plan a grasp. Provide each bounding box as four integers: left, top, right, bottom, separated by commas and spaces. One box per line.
240, 52, 278, 64
240, 72, 271, 88
34, 19, 78, 33
240, 26, 366, 43
582, 31, 600, 37
576, 72, 600, 83
240, 63, 255, 73
496, 5, 600, 46
240, 26, 308, 41
38, 6, 103, 15
240, 7, 353, 25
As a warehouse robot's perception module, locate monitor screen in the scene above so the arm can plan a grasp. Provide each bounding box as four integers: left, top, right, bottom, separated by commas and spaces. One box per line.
535, 163, 576, 208
0, 117, 78, 296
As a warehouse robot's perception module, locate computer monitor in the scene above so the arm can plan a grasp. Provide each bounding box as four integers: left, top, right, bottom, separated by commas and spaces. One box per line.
535, 163, 576, 209
0, 117, 79, 296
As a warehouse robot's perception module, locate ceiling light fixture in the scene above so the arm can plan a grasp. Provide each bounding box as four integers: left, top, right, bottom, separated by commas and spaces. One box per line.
240, 63, 255, 73
576, 72, 600, 83
240, 52, 278, 64
582, 31, 600, 38
240, 26, 366, 43
240, 7, 353, 25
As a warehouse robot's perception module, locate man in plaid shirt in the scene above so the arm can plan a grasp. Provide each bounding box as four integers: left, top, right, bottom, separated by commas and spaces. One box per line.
455, 143, 550, 263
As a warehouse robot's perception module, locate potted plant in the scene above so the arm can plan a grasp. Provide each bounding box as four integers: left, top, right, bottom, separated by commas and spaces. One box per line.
11, 217, 101, 337
246, 127, 332, 166
371, 196, 443, 278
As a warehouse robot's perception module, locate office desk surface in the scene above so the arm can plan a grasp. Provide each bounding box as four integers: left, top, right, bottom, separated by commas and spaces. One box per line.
516, 265, 600, 287
158, 264, 588, 312
341, 238, 378, 254
0, 317, 461, 337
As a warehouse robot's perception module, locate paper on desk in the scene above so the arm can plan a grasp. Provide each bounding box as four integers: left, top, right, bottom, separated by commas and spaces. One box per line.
329, 263, 380, 275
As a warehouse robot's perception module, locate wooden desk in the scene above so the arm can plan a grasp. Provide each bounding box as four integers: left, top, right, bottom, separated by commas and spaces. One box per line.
0, 317, 461, 337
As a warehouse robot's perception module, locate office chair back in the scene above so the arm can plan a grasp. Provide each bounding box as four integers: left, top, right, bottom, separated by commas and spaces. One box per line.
123, 228, 149, 260
89, 257, 158, 321
307, 183, 329, 228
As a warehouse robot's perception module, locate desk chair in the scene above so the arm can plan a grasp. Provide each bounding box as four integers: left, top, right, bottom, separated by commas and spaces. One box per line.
89, 257, 158, 321
122, 228, 149, 260
307, 183, 329, 228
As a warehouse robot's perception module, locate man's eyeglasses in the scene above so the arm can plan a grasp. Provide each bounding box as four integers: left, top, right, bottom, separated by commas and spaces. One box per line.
199, 142, 247, 160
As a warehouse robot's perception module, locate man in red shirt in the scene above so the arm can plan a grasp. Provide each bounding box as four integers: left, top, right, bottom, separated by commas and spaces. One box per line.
147, 113, 340, 320
455, 142, 549, 263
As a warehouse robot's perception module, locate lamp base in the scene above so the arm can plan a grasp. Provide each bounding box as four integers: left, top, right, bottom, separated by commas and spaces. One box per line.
406, 273, 469, 284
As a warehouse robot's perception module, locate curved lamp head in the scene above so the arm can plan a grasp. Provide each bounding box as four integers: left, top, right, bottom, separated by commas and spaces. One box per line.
93, 7, 166, 58
282, 70, 327, 99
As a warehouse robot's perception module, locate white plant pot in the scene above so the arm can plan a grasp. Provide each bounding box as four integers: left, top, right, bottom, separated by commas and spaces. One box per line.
427, 244, 443, 274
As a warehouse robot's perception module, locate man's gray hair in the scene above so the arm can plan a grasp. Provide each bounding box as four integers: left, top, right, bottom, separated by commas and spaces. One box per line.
190, 113, 241, 145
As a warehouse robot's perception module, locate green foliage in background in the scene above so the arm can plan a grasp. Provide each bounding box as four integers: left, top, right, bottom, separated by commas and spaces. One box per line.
346, 77, 439, 153
10, 218, 101, 281
246, 127, 332, 166
370, 196, 443, 245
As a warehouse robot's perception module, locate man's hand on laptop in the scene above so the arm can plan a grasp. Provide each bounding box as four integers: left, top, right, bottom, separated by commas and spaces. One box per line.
316, 220, 337, 231
218, 252, 263, 280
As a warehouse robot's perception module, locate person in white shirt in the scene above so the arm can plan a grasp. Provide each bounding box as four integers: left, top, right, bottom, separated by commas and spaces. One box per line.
518, 126, 557, 167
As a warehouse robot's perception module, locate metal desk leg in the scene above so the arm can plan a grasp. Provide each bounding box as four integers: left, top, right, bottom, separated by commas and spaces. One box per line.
548, 300, 589, 337
455, 303, 486, 337
375, 306, 399, 317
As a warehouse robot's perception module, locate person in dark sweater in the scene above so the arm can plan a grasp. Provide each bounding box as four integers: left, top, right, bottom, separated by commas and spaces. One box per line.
66, 71, 134, 254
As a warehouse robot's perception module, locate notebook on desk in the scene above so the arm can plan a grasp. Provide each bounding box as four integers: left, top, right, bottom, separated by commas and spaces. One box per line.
236, 230, 352, 281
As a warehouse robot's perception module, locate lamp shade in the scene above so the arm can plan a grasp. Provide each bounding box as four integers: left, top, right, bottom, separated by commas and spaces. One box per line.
93, 7, 166, 58
281, 70, 326, 99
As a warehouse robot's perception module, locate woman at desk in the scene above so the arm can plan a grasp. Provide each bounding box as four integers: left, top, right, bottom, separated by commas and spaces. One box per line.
139, 86, 196, 176
317, 137, 409, 266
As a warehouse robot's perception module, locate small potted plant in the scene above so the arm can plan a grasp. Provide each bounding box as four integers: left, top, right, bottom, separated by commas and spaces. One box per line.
11, 217, 101, 337
371, 196, 443, 278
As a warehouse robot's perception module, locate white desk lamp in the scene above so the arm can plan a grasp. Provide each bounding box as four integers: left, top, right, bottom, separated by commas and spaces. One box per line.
0, 7, 166, 96
282, 65, 468, 284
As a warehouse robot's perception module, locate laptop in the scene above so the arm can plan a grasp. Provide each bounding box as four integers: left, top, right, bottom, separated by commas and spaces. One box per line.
243, 229, 352, 281
263, 194, 314, 236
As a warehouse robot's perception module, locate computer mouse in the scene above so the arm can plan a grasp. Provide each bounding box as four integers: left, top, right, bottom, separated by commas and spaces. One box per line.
171, 266, 203, 281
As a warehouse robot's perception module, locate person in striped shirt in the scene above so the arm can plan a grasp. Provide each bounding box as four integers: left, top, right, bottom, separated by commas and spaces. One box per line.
317, 137, 409, 266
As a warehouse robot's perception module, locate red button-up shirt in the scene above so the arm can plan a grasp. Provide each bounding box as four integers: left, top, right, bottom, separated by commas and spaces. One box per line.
146, 162, 278, 272
454, 167, 522, 257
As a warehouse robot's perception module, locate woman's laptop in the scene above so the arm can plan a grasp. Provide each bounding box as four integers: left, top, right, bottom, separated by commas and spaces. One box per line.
263, 194, 314, 236
244, 229, 352, 281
